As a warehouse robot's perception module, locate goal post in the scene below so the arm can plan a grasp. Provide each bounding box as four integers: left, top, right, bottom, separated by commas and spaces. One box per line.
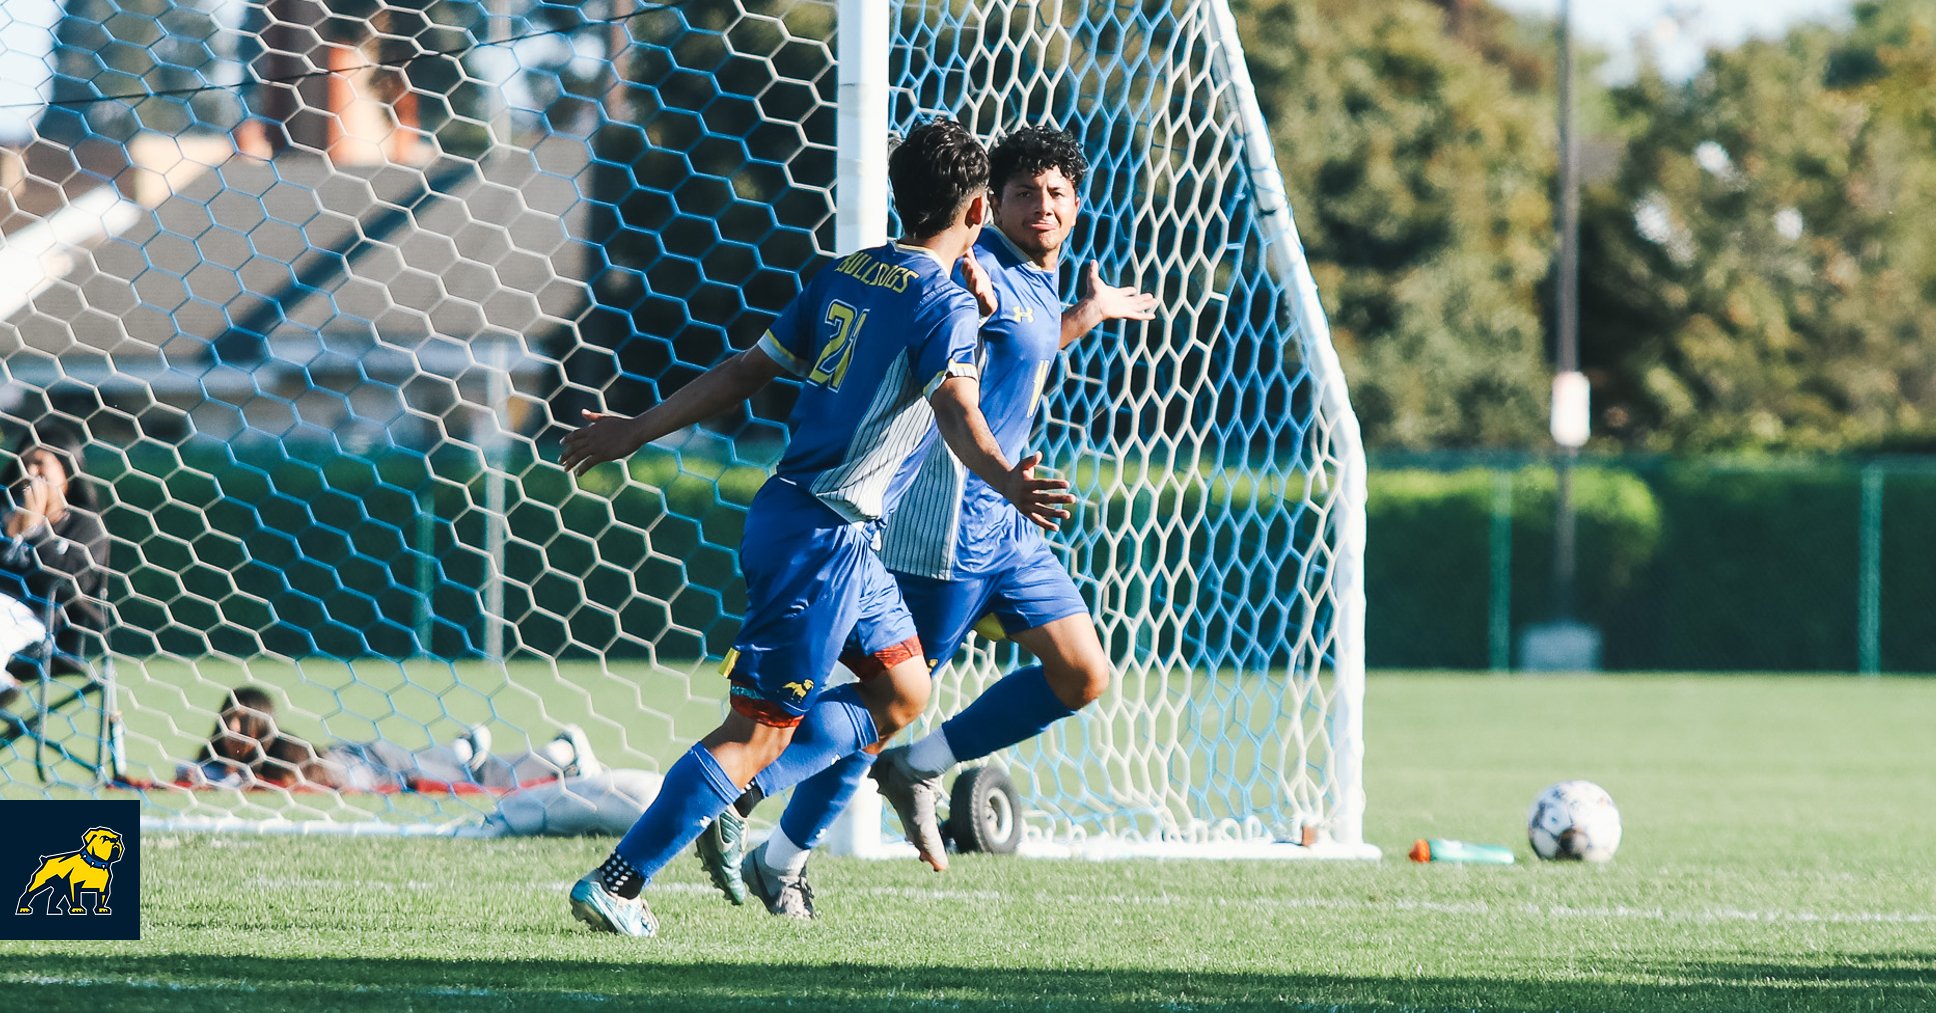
1211, 0, 1372, 855
880, 0, 1372, 859
0, 0, 1371, 857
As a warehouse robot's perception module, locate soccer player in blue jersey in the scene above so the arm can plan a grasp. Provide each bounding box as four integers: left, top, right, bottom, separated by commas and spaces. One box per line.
557, 119, 1074, 938
703, 126, 1158, 916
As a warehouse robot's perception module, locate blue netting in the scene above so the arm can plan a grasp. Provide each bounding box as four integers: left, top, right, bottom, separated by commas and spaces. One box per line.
0, 0, 1364, 845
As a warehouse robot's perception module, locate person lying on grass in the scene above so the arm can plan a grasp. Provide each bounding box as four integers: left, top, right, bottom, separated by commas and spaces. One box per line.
180, 685, 599, 792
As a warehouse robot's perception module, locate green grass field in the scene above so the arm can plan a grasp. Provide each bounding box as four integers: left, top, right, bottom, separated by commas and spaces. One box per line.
4, 672, 1934, 1012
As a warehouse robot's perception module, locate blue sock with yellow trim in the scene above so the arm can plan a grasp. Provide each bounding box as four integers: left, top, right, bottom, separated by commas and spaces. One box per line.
751, 684, 878, 797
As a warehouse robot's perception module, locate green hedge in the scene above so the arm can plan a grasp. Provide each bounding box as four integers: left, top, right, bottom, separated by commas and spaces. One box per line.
1607, 464, 1936, 672
1365, 467, 1661, 669
82, 445, 1936, 671
1368, 460, 1936, 672
93, 443, 767, 660
90, 445, 1352, 668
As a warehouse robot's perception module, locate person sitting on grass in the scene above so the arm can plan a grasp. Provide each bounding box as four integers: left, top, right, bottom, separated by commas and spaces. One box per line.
179, 685, 600, 792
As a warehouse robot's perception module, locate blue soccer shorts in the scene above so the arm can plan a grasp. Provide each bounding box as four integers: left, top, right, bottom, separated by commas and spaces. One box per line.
725, 479, 918, 726
844, 534, 1089, 678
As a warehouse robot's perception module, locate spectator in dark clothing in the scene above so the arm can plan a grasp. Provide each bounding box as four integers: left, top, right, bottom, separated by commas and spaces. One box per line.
1, 427, 111, 704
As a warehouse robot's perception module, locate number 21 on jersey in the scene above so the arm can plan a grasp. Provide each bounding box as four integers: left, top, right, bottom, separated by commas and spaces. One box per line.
809, 300, 866, 390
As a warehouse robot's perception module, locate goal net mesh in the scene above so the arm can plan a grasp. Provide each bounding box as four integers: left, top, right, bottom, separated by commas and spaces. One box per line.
0, 0, 1366, 849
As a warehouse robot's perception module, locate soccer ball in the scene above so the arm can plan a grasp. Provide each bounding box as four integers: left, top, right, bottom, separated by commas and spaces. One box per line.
1527, 780, 1622, 862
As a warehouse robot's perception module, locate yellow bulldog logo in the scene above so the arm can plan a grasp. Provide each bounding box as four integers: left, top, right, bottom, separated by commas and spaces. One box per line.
780, 679, 814, 700
17, 827, 124, 916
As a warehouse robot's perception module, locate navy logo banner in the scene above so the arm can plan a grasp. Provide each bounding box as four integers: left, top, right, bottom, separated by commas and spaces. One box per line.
3, 799, 140, 940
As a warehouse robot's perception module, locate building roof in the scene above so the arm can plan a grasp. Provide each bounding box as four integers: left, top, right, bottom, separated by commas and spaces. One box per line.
1, 135, 595, 402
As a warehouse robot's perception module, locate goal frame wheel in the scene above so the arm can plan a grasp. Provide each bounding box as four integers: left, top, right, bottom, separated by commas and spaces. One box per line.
947, 764, 1021, 855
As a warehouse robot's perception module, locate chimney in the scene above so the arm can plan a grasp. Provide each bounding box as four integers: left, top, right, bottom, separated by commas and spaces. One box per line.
236, 2, 426, 165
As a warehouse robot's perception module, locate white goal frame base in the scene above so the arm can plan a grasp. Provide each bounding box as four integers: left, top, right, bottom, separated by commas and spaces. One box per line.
822, 778, 1383, 862
143, 816, 464, 838
811, 834, 1382, 863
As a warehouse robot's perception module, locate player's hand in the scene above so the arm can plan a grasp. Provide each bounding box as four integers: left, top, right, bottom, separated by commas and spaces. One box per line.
1002, 452, 1075, 532
1080, 261, 1157, 324
560, 409, 647, 475
961, 250, 999, 318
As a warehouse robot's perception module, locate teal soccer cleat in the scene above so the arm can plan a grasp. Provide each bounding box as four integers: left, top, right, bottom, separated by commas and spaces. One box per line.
569, 871, 658, 937
695, 807, 748, 905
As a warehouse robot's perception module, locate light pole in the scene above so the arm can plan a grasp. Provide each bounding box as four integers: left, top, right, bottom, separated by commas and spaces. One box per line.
1552, 0, 1586, 619
1520, 0, 1596, 672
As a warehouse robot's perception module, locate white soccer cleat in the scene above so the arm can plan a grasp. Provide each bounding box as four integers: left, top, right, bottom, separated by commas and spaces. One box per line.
740, 840, 816, 919
549, 724, 600, 777
453, 725, 492, 774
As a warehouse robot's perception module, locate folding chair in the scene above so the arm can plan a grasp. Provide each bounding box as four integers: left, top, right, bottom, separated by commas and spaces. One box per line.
0, 570, 122, 785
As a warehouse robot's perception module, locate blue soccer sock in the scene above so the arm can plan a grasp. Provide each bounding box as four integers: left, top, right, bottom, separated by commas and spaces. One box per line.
610, 743, 742, 889
779, 750, 878, 850
934, 665, 1074, 768
751, 683, 878, 797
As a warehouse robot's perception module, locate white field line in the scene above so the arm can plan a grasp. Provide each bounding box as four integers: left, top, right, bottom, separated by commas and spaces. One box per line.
1129, 891, 1936, 926
223, 876, 1935, 925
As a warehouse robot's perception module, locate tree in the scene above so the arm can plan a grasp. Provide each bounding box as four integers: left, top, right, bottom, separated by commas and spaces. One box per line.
1578, 0, 1936, 452
1235, 0, 1558, 449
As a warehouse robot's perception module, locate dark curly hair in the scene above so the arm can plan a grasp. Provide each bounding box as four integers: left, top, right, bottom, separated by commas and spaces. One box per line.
989, 126, 1088, 197
889, 118, 989, 237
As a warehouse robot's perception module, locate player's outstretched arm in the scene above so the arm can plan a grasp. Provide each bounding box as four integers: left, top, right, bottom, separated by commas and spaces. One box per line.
1060, 261, 1157, 348
560, 346, 787, 474
929, 376, 1074, 531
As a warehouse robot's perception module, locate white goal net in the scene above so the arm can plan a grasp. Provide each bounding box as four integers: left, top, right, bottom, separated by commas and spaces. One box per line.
0, 0, 1369, 855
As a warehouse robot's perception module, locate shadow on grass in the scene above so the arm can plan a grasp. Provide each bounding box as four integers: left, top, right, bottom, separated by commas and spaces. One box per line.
3, 953, 1933, 1013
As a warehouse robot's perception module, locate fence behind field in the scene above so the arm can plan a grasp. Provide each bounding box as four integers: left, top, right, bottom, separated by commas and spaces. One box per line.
65, 444, 1936, 673
1368, 453, 1936, 674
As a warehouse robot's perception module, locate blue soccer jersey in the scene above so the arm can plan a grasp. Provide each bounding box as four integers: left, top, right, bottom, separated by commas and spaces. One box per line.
759, 242, 982, 523
880, 228, 1063, 578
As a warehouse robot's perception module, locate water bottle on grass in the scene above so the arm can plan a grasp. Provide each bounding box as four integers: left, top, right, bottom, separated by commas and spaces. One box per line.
1408, 838, 1515, 864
